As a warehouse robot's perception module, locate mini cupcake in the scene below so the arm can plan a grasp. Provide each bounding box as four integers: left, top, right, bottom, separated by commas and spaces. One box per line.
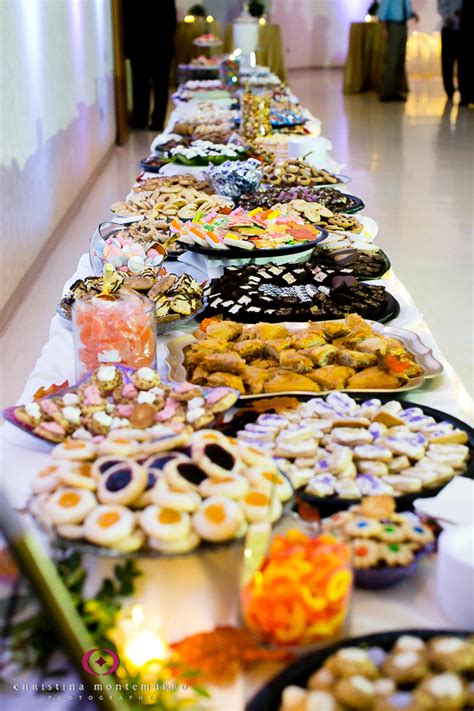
84, 410, 114, 436
14, 401, 44, 428
131, 367, 160, 390
334, 675, 376, 710
382, 650, 429, 685
427, 637, 474, 674
92, 365, 123, 394
325, 648, 378, 679
414, 673, 467, 710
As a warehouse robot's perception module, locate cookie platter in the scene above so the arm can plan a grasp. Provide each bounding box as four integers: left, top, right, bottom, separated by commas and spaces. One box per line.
247, 630, 474, 711
224, 394, 473, 512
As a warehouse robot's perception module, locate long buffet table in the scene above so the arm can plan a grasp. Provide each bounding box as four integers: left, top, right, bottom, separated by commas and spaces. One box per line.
1, 85, 473, 710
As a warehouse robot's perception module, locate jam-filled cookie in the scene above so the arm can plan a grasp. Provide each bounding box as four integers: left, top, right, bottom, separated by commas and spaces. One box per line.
351, 538, 381, 569
91, 455, 127, 480
380, 543, 414, 567
46, 488, 97, 525
151, 479, 201, 512
32, 463, 63, 494
97, 436, 140, 458
83, 504, 135, 546
191, 431, 241, 479
193, 496, 244, 542
344, 517, 382, 539
244, 467, 293, 502
199, 473, 249, 500
141, 428, 191, 455
131, 367, 161, 390
97, 461, 148, 505
139, 505, 192, 542
402, 520, 434, 547
377, 522, 406, 544
163, 456, 208, 492
92, 365, 123, 394
241, 489, 283, 523
56, 461, 96, 491
148, 529, 200, 555
112, 528, 146, 552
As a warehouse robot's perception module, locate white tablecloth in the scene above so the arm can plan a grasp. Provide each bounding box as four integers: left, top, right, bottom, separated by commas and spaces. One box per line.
1, 242, 472, 709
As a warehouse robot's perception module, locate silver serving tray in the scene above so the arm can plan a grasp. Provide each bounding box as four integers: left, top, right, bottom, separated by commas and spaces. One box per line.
165, 320, 443, 399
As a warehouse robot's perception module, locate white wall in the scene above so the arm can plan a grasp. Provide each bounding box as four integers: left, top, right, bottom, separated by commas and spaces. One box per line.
0, 0, 115, 315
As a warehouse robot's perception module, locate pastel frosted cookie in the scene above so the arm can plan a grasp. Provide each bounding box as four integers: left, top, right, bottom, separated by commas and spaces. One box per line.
358, 398, 382, 418
244, 466, 293, 501
151, 479, 201, 512
148, 530, 200, 554
351, 538, 381, 568
384, 434, 426, 460
290, 466, 317, 489
78, 384, 106, 414
193, 496, 244, 542
14, 401, 43, 427
334, 674, 376, 710
199, 473, 249, 500
113, 382, 138, 405
131, 367, 161, 390
85, 410, 114, 436
357, 461, 389, 477
400, 413, 437, 432
52, 439, 97, 460
83, 504, 135, 546
204, 386, 239, 413
257, 413, 292, 428
414, 672, 467, 710
401, 466, 438, 487
427, 428, 468, 445
353, 444, 393, 462
427, 637, 474, 673
33, 420, 67, 443
139, 505, 191, 541
97, 461, 148, 505
39, 398, 71, 431
237, 443, 274, 468
331, 416, 371, 428
92, 365, 122, 394
372, 410, 406, 427
380, 543, 414, 567
325, 392, 359, 413
274, 438, 319, 458
306, 473, 337, 497
331, 427, 374, 446
426, 445, 469, 469
335, 477, 361, 499
383, 475, 422, 494
368, 422, 388, 441
357, 474, 393, 496
241, 489, 283, 523
328, 446, 355, 474
238, 429, 278, 445
344, 516, 382, 538
387, 455, 410, 473
46, 488, 97, 525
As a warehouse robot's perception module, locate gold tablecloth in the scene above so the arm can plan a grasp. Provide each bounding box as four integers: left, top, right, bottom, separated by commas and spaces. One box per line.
344, 22, 408, 94
172, 21, 287, 84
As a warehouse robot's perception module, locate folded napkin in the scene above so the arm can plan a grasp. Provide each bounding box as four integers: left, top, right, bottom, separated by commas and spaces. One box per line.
414, 477, 474, 527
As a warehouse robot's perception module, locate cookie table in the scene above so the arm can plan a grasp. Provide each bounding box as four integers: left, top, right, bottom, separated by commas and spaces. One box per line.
1, 78, 473, 711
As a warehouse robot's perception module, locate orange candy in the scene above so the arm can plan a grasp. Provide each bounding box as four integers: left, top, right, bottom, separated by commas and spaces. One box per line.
73, 293, 156, 378
241, 530, 352, 647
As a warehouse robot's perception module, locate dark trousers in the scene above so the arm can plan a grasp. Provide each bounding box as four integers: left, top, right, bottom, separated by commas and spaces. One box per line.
130, 51, 172, 129
441, 27, 459, 97
381, 22, 408, 98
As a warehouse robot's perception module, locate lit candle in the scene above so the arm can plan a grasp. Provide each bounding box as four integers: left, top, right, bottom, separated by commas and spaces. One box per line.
115, 604, 169, 673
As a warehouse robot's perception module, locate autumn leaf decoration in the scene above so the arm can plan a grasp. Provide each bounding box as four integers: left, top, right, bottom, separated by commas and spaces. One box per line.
33, 381, 69, 400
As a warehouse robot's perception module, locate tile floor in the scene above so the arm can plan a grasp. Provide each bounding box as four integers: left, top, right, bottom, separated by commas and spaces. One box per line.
1, 70, 473, 411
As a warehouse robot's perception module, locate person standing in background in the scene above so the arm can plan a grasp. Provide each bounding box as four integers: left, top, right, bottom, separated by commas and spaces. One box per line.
458, 0, 474, 106
437, 0, 462, 100
123, 0, 177, 130
378, 0, 419, 102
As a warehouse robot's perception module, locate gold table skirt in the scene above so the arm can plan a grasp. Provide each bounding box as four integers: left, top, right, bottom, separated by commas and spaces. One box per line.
343, 22, 408, 94
172, 20, 287, 84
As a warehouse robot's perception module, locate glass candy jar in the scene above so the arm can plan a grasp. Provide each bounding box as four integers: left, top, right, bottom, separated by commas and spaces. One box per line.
241, 527, 352, 648
240, 88, 271, 141
72, 292, 156, 379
